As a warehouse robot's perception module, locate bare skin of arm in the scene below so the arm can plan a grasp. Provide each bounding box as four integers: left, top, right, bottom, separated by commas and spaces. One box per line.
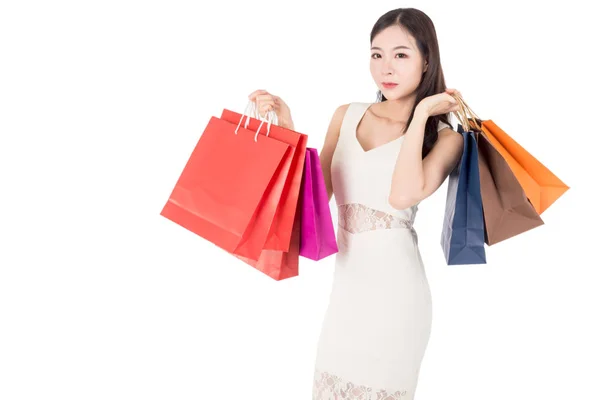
318, 104, 350, 203
389, 104, 463, 210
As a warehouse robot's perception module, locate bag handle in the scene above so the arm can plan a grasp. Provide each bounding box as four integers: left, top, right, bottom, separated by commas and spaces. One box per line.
253, 110, 277, 141
234, 100, 279, 142
451, 92, 483, 132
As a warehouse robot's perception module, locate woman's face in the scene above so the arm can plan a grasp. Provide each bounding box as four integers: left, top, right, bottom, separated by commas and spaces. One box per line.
370, 25, 427, 101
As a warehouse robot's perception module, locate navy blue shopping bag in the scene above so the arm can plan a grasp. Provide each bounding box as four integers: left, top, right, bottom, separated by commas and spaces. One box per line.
441, 124, 486, 265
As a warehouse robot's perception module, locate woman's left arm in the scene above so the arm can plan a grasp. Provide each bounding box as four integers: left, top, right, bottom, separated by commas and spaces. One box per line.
388, 91, 464, 210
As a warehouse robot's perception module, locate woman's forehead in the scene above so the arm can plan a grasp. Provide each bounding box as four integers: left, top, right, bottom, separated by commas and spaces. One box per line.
372, 26, 417, 50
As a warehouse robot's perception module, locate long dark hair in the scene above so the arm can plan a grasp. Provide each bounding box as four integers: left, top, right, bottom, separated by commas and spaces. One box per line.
370, 8, 451, 159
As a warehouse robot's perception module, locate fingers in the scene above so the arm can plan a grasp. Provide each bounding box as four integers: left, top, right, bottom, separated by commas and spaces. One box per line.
441, 92, 457, 104
260, 101, 274, 110
258, 100, 275, 109
248, 89, 268, 101
258, 101, 277, 118
445, 88, 462, 99
257, 96, 275, 109
248, 89, 286, 119
248, 90, 282, 108
256, 94, 275, 103
254, 93, 276, 118
258, 102, 274, 117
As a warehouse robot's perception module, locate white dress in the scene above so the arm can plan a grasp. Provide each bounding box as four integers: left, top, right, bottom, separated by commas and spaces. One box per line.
312, 102, 451, 400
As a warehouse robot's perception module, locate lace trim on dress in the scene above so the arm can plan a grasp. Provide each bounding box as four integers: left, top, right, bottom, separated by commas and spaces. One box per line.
313, 369, 408, 399
338, 203, 413, 234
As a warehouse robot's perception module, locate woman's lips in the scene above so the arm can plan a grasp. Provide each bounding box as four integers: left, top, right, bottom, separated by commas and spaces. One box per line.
382, 83, 398, 89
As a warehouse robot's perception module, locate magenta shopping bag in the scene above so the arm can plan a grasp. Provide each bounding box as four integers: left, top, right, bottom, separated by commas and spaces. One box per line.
298, 148, 338, 260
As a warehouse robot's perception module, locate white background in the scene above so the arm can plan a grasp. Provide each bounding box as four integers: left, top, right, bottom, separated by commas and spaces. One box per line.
1, 0, 599, 399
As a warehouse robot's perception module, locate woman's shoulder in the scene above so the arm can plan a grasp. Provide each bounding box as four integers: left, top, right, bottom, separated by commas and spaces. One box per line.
322, 103, 352, 142
342, 101, 374, 110
329, 103, 352, 123
329, 102, 371, 126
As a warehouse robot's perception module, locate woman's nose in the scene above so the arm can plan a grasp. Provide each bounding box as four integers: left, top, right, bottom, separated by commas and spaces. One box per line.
382, 59, 394, 74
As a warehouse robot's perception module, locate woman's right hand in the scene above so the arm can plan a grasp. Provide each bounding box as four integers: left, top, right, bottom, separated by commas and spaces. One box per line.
248, 89, 294, 130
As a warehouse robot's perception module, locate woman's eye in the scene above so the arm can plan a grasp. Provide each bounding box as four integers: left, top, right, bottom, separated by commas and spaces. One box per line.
370, 53, 407, 59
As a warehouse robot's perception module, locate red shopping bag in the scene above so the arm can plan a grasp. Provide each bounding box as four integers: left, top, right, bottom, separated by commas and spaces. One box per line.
160, 116, 291, 260
235, 206, 301, 281
220, 109, 308, 252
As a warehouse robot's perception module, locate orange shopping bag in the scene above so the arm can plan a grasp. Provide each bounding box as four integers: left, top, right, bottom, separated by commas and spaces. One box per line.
451, 94, 545, 246
160, 114, 291, 260
221, 104, 308, 252
456, 95, 569, 214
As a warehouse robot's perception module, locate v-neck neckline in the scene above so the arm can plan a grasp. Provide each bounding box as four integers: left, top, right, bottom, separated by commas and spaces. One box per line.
354, 103, 405, 154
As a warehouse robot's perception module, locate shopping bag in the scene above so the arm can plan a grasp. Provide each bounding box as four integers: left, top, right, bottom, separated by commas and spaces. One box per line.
452, 94, 569, 214
298, 148, 338, 261
227, 111, 295, 261
476, 131, 545, 245
160, 115, 290, 260
441, 125, 487, 265
234, 203, 301, 281
480, 120, 569, 214
220, 105, 308, 252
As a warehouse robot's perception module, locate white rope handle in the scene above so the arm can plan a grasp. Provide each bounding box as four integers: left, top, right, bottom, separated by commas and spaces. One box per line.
234, 100, 255, 135
252, 99, 279, 125
253, 110, 276, 142
250, 100, 279, 127
234, 99, 279, 141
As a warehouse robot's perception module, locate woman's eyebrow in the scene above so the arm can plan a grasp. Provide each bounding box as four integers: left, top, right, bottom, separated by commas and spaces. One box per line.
371, 45, 412, 51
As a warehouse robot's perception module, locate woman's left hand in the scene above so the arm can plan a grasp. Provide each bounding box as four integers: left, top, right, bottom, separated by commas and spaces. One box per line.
417, 88, 462, 117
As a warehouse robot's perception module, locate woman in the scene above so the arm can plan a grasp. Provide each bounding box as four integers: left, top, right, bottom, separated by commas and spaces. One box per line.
250, 8, 463, 400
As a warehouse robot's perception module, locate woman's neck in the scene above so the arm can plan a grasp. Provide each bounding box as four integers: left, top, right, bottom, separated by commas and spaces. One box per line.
377, 94, 418, 123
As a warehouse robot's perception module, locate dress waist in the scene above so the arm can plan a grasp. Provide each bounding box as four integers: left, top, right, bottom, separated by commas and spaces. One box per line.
337, 203, 414, 234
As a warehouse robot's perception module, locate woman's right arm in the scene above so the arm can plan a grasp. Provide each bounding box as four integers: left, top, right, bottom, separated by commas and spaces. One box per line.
319, 104, 349, 202
247, 89, 348, 202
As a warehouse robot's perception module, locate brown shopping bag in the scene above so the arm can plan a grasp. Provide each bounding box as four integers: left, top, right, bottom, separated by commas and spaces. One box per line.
476, 131, 545, 245
452, 94, 545, 246
454, 94, 569, 215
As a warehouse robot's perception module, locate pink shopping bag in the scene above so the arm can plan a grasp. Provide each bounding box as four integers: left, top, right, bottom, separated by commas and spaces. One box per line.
298, 148, 338, 260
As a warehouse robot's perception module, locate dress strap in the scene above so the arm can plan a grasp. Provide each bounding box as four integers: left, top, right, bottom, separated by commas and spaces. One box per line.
339, 102, 371, 143
437, 120, 452, 131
